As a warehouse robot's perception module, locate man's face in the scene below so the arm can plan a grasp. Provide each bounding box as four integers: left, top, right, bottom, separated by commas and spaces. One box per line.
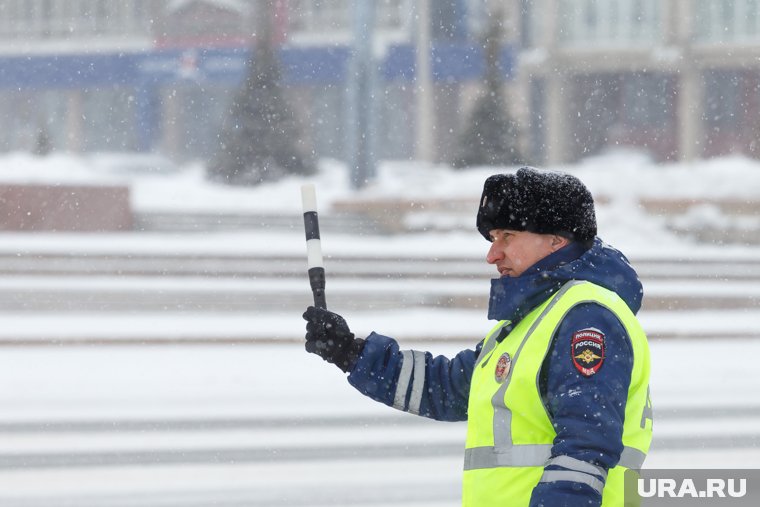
486, 229, 567, 277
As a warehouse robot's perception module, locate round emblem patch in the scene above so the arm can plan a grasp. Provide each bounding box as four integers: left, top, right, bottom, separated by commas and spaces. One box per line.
494, 352, 512, 383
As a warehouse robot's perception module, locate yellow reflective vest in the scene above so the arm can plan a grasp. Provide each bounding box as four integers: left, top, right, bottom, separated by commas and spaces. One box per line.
463, 280, 653, 506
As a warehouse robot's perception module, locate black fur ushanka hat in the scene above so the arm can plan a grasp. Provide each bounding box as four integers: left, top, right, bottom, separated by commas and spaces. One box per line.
476, 167, 597, 245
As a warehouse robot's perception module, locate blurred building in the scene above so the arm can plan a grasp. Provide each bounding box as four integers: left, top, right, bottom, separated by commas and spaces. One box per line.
0, 0, 758, 166
0, 0, 486, 164
507, 0, 760, 163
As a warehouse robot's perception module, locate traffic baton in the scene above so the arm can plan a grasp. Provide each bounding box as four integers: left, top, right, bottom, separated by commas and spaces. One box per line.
301, 183, 327, 309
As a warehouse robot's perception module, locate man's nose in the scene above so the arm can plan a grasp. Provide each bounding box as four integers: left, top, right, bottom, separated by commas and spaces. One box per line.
486, 243, 502, 264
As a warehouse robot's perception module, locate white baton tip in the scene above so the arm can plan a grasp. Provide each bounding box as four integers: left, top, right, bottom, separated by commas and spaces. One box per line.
301, 183, 317, 213
306, 239, 324, 268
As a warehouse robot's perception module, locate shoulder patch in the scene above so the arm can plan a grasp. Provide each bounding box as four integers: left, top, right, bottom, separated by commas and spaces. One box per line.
571, 328, 605, 377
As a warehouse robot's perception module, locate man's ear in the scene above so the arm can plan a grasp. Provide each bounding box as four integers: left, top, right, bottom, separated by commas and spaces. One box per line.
550, 235, 570, 251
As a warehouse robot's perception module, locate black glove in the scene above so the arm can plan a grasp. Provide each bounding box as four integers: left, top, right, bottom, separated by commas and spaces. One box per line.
303, 306, 365, 373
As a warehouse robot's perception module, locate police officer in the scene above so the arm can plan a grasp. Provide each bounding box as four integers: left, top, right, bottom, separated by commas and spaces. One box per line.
303, 167, 653, 506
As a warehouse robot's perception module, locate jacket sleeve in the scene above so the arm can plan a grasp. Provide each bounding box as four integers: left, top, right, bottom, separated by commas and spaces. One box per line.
346, 331, 481, 422
529, 303, 633, 507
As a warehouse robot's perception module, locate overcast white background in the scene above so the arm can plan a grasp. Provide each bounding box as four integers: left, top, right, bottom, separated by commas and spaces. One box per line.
0, 151, 758, 505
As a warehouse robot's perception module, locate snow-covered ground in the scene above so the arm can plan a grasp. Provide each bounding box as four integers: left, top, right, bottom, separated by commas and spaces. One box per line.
2, 148, 760, 250
0, 151, 758, 505
0, 340, 759, 507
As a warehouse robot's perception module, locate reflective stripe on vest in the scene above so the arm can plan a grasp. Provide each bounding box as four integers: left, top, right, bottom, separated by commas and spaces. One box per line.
462, 280, 653, 507
463, 442, 646, 471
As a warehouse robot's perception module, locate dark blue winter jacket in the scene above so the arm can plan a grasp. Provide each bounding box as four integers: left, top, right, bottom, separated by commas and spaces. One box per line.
347, 237, 643, 507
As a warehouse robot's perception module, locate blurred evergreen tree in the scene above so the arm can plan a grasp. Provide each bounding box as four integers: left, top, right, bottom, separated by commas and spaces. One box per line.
452, 15, 522, 169
33, 124, 52, 157
208, 29, 313, 185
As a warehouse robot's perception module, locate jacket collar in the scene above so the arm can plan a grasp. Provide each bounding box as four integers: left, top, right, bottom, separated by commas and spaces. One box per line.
487, 238, 642, 322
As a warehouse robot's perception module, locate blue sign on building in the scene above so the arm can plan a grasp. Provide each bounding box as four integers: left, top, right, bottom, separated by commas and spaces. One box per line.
0, 43, 513, 154
0, 45, 513, 88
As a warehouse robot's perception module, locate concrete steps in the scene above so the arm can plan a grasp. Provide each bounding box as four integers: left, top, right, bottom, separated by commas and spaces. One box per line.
1, 251, 759, 280
0, 252, 758, 314
133, 211, 383, 235
0, 248, 756, 343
